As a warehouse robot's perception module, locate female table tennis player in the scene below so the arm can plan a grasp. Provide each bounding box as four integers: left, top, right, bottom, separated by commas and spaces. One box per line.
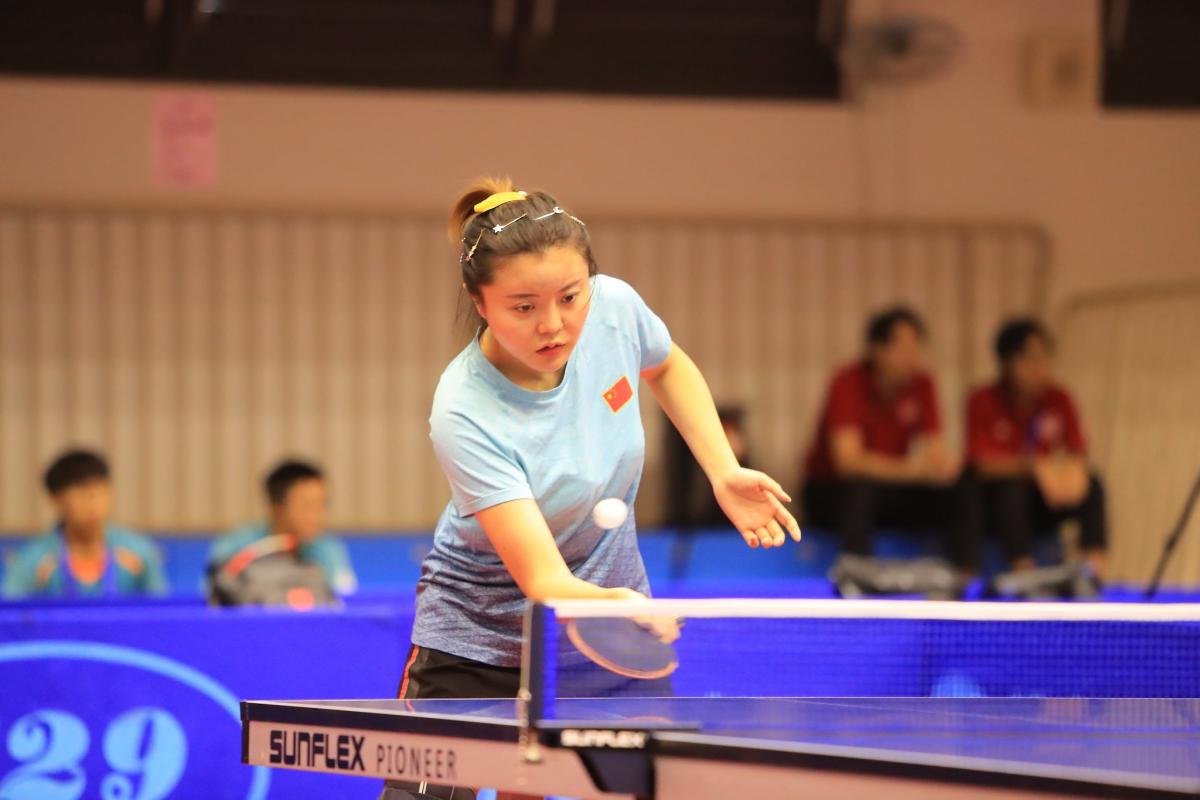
400, 177, 800, 703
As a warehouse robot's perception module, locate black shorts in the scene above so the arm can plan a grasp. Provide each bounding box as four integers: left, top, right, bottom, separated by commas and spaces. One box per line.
383, 647, 508, 798
398, 644, 521, 699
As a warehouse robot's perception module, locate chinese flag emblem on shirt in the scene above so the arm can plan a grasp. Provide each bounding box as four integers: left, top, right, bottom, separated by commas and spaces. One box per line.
603, 375, 634, 413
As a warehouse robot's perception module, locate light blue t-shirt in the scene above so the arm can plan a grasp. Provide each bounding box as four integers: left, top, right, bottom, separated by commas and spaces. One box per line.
412, 275, 672, 666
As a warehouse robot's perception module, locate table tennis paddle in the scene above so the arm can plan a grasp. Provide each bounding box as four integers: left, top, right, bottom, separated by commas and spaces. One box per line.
564, 616, 679, 680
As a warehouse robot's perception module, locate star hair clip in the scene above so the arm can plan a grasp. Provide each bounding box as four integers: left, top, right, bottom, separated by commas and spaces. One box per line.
460, 204, 586, 264
460, 212, 529, 263
461, 229, 485, 264
533, 206, 586, 226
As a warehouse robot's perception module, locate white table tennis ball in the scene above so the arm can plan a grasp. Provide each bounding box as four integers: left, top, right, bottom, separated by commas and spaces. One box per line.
592, 498, 629, 530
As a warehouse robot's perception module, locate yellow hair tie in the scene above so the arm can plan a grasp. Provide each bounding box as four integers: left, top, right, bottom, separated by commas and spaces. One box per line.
473, 190, 527, 214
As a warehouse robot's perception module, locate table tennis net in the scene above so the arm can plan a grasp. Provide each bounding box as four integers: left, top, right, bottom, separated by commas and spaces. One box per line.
524, 599, 1200, 707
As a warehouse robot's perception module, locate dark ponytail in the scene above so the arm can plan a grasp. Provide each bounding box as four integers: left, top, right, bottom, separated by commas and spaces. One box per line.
447, 175, 514, 243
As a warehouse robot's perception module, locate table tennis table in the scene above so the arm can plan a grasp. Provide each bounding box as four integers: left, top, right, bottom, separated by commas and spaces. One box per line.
241, 695, 1200, 798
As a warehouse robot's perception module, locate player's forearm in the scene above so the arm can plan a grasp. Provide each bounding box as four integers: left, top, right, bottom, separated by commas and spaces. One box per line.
526, 572, 632, 602
478, 500, 633, 603
511, 556, 635, 602
645, 346, 739, 482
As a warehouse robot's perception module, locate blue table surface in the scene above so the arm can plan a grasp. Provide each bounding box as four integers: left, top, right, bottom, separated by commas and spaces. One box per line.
257, 696, 1200, 788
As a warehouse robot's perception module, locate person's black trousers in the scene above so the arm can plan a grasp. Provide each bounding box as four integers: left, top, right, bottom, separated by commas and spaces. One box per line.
963, 472, 1108, 563
803, 477, 981, 569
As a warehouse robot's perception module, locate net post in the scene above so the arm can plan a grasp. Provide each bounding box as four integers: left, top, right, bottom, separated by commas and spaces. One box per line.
518, 600, 548, 763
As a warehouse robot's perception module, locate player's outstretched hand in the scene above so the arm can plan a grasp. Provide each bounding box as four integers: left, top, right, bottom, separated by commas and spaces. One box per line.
712, 468, 802, 549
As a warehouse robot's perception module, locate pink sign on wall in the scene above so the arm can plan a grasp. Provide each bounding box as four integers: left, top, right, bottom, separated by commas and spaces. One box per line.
152, 94, 218, 188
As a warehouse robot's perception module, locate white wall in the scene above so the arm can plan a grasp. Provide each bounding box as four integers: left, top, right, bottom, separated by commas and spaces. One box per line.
0, 0, 1196, 308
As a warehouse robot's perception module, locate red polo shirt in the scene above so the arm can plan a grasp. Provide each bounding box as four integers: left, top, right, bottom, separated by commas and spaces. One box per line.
966, 381, 1086, 464
804, 361, 942, 481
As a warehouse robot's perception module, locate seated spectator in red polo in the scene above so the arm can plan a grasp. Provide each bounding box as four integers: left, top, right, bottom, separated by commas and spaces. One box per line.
965, 318, 1107, 577
802, 307, 975, 568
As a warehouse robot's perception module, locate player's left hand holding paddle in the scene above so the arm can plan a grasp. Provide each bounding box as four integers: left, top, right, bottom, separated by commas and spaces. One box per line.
712, 467, 802, 550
